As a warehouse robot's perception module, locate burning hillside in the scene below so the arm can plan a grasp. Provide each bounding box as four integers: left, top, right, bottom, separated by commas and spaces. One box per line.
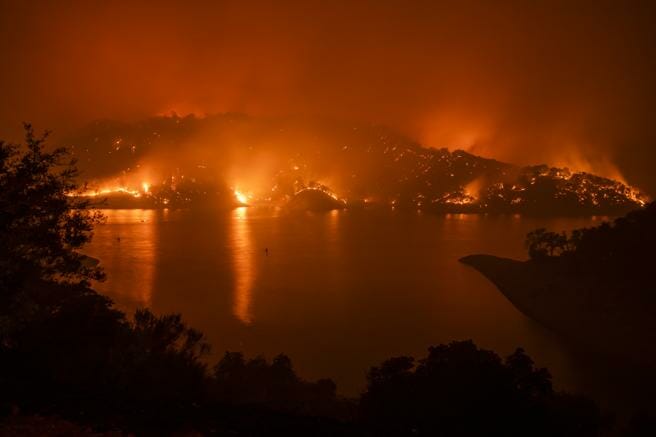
62, 114, 647, 214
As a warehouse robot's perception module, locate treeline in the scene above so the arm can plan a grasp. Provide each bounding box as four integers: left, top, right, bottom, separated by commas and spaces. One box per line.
525, 202, 655, 292
527, 202, 654, 258
2, 298, 606, 435
0, 126, 645, 435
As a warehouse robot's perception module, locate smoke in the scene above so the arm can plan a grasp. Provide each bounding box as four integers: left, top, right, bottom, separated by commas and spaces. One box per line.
2, 0, 655, 193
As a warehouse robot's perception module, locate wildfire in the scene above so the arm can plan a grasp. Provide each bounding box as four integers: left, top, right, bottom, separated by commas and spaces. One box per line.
625, 186, 647, 206
300, 186, 342, 202
77, 186, 143, 198
321, 188, 340, 201
234, 189, 250, 205
443, 194, 475, 205
464, 178, 483, 201
75, 181, 154, 199
65, 153, 647, 213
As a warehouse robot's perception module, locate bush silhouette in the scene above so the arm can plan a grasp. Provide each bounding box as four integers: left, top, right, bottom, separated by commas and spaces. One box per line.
361, 341, 603, 437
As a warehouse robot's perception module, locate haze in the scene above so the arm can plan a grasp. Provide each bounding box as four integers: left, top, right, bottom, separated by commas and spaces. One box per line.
2, 0, 655, 194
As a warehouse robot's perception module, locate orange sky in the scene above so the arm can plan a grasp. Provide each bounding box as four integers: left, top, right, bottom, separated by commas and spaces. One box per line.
2, 0, 655, 193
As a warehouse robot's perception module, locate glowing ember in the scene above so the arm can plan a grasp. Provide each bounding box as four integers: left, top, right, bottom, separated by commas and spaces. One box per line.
444, 195, 475, 205
301, 187, 342, 201
76, 186, 143, 198
626, 187, 647, 206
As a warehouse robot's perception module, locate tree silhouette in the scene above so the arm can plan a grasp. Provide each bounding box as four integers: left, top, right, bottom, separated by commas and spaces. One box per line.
0, 127, 212, 431
526, 228, 573, 259
361, 341, 603, 437
525, 202, 656, 291
212, 351, 340, 416
0, 124, 104, 288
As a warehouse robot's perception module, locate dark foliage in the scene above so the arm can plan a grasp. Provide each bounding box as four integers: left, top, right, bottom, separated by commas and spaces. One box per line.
360, 340, 603, 436
525, 202, 656, 297
626, 411, 656, 437
0, 124, 104, 288
0, 127, 212, 431
527, 202, 655, 261
525, 227, 577, 260
212, 352, 348, 418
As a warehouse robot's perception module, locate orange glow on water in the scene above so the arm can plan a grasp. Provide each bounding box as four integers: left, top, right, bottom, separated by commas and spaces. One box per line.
87, 209, 156, 306
230, 206, 254, 325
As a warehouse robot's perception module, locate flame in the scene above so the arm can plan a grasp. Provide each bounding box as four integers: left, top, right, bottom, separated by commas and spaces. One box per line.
142, 182, 150, 193
464, 178, 483, 201
444, 195, 475, 205
234, 189, 249, 205
300, 186, 342, 201
77, 186, 143, 198
626, 187, 647, 206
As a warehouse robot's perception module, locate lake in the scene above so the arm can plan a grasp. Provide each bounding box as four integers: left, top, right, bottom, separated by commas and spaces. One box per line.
86, 208, 624, 402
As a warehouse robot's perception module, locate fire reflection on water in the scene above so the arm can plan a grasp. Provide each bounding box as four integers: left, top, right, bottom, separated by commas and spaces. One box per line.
230, 207, 255, 325
89, 209, 156, 307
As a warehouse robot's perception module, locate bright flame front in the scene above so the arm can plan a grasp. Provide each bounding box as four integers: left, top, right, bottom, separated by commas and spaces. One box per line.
234, 190, 249, 205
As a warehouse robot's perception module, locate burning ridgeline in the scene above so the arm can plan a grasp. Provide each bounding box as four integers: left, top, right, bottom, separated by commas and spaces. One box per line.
65, 115, 648, 214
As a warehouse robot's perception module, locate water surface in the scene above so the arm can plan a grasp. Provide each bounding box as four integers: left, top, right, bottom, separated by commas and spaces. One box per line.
87, 208, 609, 398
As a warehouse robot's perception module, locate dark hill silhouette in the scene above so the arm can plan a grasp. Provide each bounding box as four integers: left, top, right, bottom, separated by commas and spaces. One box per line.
286, 188, 346, 211
461, 202, 656, 363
